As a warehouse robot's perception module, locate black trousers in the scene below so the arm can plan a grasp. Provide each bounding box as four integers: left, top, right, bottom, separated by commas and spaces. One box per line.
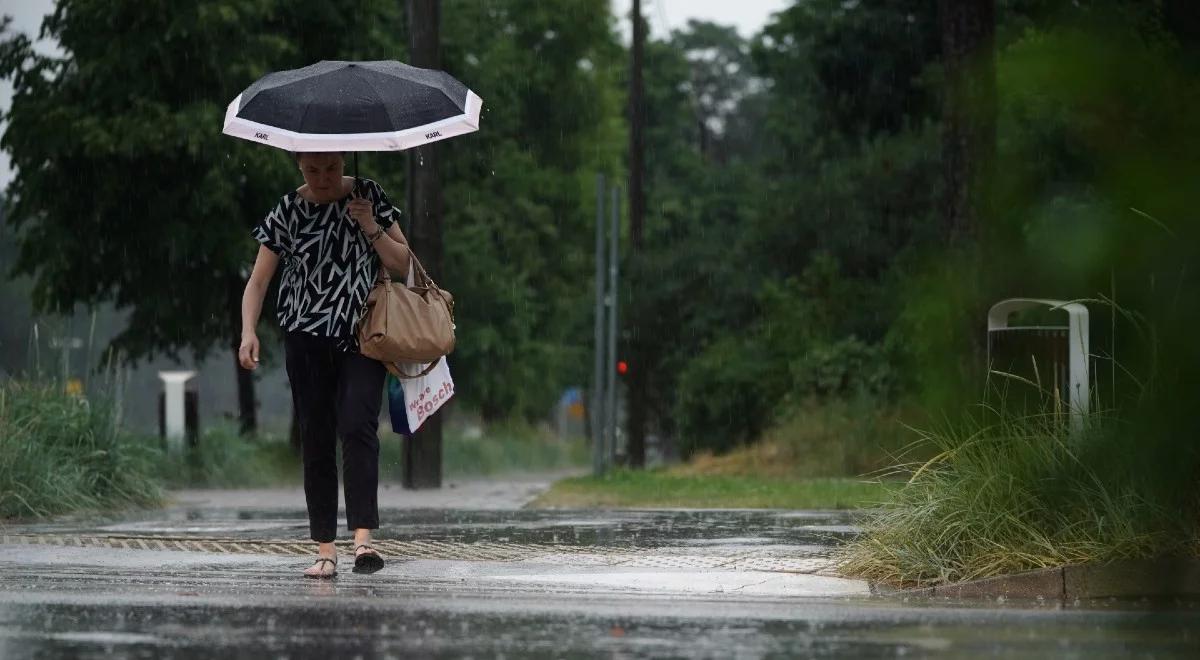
284, 332, 386, 543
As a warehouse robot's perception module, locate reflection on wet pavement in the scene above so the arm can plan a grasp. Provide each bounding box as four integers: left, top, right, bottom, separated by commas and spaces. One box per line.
18, 508, 861, 547
2, 591, 1198, 658
3, 508, 1198, 658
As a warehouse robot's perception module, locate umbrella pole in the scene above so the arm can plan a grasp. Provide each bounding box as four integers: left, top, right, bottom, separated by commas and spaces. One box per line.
353, 151, 360, 196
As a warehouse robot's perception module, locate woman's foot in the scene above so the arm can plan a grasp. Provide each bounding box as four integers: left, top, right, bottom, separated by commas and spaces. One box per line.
303, 555, 337, 579
353, 544, 385, 574
304, 542, 338, 578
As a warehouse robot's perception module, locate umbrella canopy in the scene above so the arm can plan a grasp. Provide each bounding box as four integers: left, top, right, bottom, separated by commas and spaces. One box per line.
223, 60, 482, 152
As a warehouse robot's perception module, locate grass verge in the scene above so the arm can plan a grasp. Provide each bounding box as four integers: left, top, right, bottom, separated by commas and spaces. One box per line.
529, 470, 894, 509
0, 376, 590, 520
676, 398, 917, 479
0, 380, 164, 519
381, 420, 588, 479
838, 408, 1197, 588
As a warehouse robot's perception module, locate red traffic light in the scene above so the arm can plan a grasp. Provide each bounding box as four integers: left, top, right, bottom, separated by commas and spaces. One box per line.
616, 360, 628, 375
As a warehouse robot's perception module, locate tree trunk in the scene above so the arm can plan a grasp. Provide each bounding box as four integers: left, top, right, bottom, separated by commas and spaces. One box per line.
939, 0, 996, 245
404, 0, 443, 489
227, 277, 257, 435
625, 0, 649, 469
939, 0, 996, 381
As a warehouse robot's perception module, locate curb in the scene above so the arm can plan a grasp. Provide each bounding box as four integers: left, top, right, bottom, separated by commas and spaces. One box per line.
878, 557, 1200, 602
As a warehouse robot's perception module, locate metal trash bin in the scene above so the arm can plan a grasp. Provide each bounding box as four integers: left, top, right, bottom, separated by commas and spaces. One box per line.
987, 299, 1090, 431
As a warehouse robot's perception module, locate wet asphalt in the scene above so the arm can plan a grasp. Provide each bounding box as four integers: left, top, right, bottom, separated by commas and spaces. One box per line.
1, 499, 1198, 658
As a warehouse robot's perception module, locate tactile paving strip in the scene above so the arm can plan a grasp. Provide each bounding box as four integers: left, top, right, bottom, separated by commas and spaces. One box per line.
0, 534, 838, 575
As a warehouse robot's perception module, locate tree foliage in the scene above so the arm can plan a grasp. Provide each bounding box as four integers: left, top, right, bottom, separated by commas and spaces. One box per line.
0, 0, 404, 363
436, 0, 624, 420
3, 0, 1199, 484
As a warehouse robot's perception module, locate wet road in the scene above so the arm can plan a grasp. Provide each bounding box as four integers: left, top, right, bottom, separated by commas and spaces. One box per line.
2, 506, 1198, 658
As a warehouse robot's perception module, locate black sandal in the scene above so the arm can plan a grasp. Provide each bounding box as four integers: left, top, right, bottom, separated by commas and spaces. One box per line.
304, 556, 338, 579
354, 544, 385, 574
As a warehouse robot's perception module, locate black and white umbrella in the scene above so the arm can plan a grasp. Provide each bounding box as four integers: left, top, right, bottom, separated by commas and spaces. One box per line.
222, 60, 482, 153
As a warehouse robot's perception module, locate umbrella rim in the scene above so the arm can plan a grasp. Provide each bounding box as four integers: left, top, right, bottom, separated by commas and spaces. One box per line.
222, 90, 482, 152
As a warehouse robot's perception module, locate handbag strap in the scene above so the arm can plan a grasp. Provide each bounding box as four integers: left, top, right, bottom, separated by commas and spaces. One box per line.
373, 252, 432, 287
370, 253, 455, 325
387, 357, 441, 380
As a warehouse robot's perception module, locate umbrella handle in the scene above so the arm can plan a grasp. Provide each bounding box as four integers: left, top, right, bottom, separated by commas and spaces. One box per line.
352, 152, 363, 197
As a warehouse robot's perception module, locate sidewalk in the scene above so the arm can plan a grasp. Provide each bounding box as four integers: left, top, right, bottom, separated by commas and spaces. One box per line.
1, 478, 868, 599
4, 476, 1196, 657
167, 469, 574, 511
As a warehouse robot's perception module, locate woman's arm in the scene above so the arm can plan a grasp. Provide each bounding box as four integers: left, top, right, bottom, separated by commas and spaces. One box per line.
348, 195, 410, 277
374, 225, 411, 279
239, 246, 279, 370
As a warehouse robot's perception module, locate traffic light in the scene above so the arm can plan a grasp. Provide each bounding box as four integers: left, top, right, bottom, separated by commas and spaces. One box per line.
616, 360, 628, 376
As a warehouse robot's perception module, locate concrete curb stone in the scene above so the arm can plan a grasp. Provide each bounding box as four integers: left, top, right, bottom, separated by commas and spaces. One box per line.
883, 557, 1200, 602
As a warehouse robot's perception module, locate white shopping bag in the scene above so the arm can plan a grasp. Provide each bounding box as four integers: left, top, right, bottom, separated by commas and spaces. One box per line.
395, 358, 454, 433
390, 257, 455, 433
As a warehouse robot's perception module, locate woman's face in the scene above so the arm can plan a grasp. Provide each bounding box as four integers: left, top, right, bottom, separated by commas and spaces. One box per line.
297, 152, 345, 202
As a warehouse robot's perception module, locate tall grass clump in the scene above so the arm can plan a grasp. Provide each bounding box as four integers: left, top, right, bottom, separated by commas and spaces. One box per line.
838, 405, 1189, 587
0, 379, 164, 520
156, 423, 300, 489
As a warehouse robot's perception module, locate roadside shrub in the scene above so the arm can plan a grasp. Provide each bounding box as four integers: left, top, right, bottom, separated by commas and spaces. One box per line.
379, 418, 588, 478
0, 379, 163, 520
789, 337, 896, 399
673, 336, 788, 458
157, 424, 299, 489
675, 397, 914, 479
838, 407, 1190, 587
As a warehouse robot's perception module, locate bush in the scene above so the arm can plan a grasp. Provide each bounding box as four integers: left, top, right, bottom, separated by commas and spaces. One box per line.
675, 397, 913, 479
672, 255, 898, 459
673, 336, 788, 458
0, 380, 163, 520
157, 424, 299, 489
789, 337, 896, 400
379, 419, 588, 478
838, 407, 1193, 587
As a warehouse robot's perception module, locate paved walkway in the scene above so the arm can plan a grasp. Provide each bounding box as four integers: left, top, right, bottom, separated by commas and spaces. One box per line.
2, 475, 1198, 657
167, 470, 573, 511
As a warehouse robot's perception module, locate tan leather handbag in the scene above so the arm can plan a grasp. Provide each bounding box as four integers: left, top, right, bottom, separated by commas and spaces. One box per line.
357, 255, 455, 378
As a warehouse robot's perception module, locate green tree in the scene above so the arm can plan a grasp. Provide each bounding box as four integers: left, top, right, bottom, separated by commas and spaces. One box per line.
0, 1, 399, 432
436, 0, 625, 420
622, 21, 775, 450
656, 3, 945, 454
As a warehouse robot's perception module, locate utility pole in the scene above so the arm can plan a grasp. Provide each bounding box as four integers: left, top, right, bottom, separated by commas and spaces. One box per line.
592, 174, 606, 476
626, 0, 648, 467
404, 0, 443, 489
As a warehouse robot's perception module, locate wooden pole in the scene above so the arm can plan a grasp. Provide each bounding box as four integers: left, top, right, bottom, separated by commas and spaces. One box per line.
626, 0, 648, 467
404, 0, 443, 489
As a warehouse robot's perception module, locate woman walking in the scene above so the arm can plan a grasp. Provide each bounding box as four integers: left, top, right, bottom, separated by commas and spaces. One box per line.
239, 151, 410, 578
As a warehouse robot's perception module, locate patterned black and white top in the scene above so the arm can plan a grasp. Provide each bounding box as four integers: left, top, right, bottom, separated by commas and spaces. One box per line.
252, 178, 398, 352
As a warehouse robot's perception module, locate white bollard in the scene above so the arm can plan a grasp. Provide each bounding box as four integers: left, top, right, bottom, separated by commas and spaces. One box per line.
158, 371, 196, 453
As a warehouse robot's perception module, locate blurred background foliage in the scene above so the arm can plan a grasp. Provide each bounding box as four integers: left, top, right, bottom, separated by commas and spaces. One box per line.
1, 0, 1198, 502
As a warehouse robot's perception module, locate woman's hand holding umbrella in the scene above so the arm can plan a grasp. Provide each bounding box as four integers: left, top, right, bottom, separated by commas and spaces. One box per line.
348, 195, 377, 234
350, 190, 411, 275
